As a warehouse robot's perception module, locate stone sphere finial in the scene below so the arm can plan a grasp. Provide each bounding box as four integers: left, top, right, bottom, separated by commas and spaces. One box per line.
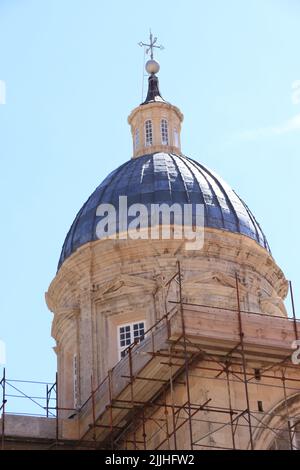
145, 59, 160, 75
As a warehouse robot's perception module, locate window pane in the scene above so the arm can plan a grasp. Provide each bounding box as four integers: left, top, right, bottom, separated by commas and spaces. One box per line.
119, 322, 145, 360
161, 119, 169, 145
145, 120, 153, 146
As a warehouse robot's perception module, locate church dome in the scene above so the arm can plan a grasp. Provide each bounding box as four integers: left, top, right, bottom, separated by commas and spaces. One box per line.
58, 152, 270, 269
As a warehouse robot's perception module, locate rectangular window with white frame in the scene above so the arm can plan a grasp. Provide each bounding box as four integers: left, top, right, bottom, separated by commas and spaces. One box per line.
118, 321, 146, 359
161, 119, 169, 145
145, 120, 153, 146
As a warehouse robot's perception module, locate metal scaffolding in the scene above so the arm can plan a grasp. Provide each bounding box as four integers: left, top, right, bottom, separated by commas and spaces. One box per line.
1, 262, 300, 450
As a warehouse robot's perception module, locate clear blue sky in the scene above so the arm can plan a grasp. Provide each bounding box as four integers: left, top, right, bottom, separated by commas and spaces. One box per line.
0, 0, 299, 412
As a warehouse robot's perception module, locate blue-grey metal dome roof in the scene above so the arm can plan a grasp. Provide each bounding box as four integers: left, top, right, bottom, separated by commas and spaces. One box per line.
58, 152, 270, 269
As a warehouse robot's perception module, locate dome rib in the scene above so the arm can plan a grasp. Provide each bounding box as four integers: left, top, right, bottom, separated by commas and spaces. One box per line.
169, 154, 191, 204
58, 162, 129, 266
189, 157, 242, 233
57, 152, 271, 270
179, 155, 227, 230
173, 154, 209, 223
233, 190, 270, 253
91, 160, 132, 241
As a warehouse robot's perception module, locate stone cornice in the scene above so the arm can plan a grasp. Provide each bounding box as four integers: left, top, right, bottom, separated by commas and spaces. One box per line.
51, 307, 80, 343
46, 228, 288, 317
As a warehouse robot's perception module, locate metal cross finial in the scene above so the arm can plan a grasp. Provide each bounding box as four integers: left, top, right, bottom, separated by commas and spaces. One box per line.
138, 30, 164, 60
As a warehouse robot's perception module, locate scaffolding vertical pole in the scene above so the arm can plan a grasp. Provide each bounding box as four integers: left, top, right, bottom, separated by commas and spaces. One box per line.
108, 370, 114, 450
166, 314, 171, 339
1, 368, 5, 450
91, 375, 97, 445
55, 372, 59, 445
226, 364, 236, 450
128, 346, 137, 450
151, 329, 155, 355
142, 408, 147, 450
289, 281, 298, 341
164, 390, 170, 450
177, 261, 194, 450
46, 384, 48, 418
169, 345, 178, 450
235, 273, 254, 450
281, 370, 293, 450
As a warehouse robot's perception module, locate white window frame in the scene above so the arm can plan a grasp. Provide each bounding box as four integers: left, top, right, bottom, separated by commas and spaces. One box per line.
161, 119, 169, 145
145, 120, 153, 147
118, 320, 146, 360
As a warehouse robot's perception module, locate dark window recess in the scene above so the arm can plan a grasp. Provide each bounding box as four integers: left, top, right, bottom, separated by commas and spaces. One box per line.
254, 368, 261, 381
258, 401, 264, 412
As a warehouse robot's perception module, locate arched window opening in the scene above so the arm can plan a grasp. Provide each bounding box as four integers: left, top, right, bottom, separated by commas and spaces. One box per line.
161, 119, 169, 145
145, 120, 153, 146
269, 420, 300, 450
